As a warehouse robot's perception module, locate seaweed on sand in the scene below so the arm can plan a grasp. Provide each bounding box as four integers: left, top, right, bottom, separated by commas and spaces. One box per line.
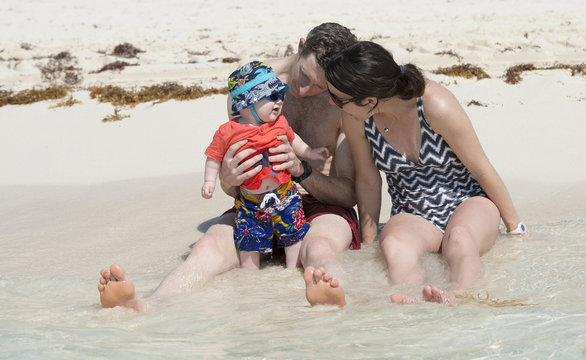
434, 50, 463, 62
0, 86, 69, 107
102, 108, 130, 122
49, 95, 82, 109
88, 82, 228, 107
504, 63, 586, 84
432, 64, 490, 80
454, 291, 533, 307
91, 61, 138, 73
111, 42, 144, 58
37, 51, 82, 86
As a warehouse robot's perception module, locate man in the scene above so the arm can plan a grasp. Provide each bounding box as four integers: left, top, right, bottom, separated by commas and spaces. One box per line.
98, 23, 359, 312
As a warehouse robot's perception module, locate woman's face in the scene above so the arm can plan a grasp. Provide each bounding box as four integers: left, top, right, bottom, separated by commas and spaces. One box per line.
326, 82, 370, 118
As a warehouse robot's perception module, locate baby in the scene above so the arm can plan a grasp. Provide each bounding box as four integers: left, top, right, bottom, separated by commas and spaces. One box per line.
202, 61, 328, 269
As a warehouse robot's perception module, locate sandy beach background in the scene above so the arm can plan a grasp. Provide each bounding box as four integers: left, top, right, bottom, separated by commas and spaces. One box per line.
1, 0, 585, 358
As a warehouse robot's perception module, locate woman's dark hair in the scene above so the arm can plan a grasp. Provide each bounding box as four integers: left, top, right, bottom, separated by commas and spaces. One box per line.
326, 41, 425, 102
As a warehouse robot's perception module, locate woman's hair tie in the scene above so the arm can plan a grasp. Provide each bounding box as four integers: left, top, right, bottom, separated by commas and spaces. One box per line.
399, 65, 405, 77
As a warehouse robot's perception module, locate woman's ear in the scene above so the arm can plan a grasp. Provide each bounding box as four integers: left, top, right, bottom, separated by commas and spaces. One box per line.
366, 97, 378, 107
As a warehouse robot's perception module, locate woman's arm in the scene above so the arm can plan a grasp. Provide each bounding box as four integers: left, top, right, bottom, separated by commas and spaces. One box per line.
342, 112, 382, 244
423, 82, 522, 231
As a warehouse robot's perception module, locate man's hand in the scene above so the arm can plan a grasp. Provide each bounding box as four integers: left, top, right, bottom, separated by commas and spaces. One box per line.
219, 139, 262, 188
269, 135, 304, 177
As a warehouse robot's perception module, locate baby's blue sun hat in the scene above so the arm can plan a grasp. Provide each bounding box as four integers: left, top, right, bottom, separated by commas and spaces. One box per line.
228, 61, 290, 115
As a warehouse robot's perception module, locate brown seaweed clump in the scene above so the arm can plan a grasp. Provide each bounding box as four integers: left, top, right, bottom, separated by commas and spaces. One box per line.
49, 95, 82, 109
0, 86, 69, 107
434, 50, 463, 62
467, 100, 488, 107
88, 82, 229, 107
222, 57, 240, 63
37, 51, 82, 86
504, 63, 586, 84
102, 108, 130, 122
111, 43, 144, 58
503, 64, 536, 84
91, 61, 138, 74
454, 291, 532, 307
432, 64, 490, 80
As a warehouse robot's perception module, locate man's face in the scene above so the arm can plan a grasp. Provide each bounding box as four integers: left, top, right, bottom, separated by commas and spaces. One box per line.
288, 53, 327, 98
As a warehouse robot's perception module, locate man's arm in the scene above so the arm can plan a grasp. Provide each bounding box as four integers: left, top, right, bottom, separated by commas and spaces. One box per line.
300, 131, 356, 208
272, 132, 356, 208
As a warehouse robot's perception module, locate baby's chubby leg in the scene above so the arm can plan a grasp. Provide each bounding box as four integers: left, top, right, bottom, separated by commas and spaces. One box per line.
284, 241, 302, 268
239, 251, 260, 269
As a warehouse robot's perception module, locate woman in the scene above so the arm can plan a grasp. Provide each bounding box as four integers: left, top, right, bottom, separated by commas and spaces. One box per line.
325, 41, 526, 303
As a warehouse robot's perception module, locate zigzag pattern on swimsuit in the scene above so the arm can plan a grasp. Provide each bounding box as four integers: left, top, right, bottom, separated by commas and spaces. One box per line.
364, 98, 486, 232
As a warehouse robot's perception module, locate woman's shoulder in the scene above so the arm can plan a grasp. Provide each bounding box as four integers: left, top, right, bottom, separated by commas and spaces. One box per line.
422, 80, 460, 119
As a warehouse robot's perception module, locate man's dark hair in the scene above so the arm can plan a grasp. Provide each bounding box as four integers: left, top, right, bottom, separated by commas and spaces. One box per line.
300, 23, 358, 70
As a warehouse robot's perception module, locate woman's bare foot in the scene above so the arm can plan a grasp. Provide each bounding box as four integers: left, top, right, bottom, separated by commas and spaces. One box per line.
390, 293, 417, 304
391, 285, 451, 304
98, 264, 145, 312
303, 266, 346, 308
422, 285, 450, 304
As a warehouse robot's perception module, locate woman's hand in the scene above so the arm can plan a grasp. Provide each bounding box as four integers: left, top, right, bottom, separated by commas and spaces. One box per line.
269, 135, 304, 177
219, 139, 262, 187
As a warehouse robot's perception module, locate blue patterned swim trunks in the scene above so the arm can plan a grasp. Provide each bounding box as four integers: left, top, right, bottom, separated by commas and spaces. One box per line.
234, 181, 310, 253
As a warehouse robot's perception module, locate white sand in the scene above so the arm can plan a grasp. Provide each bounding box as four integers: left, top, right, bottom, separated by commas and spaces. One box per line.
0, 0, 585, 299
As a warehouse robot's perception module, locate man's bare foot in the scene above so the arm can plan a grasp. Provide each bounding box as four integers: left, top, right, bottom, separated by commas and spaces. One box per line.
98, 264, 145, 312
303, 266, 346, 308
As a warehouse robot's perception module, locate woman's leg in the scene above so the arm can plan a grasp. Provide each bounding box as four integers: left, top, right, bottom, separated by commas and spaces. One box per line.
441, 196, 500, 289
380, 213, 443, 285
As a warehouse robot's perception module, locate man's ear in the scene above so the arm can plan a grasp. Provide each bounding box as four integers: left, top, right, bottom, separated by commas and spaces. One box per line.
297, 38, 306, 53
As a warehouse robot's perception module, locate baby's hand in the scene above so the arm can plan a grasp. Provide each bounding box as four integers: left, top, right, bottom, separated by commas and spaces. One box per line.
201, 182, 215, 199
308, 146, 329, 161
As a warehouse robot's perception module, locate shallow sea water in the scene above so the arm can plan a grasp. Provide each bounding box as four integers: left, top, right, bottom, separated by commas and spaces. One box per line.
0, 177, 584, 359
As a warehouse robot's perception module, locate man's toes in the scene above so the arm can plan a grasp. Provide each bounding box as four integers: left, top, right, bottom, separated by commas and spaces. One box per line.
109, 264, 127, 280
303, 266, 316, 285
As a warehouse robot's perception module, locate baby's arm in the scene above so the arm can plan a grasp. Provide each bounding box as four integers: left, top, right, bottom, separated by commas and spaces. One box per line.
202, 157, 221, 199
290, 132, 329, 161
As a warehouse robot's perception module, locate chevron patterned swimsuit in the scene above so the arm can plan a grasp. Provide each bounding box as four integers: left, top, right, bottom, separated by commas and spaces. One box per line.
364, 97, 487, 232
